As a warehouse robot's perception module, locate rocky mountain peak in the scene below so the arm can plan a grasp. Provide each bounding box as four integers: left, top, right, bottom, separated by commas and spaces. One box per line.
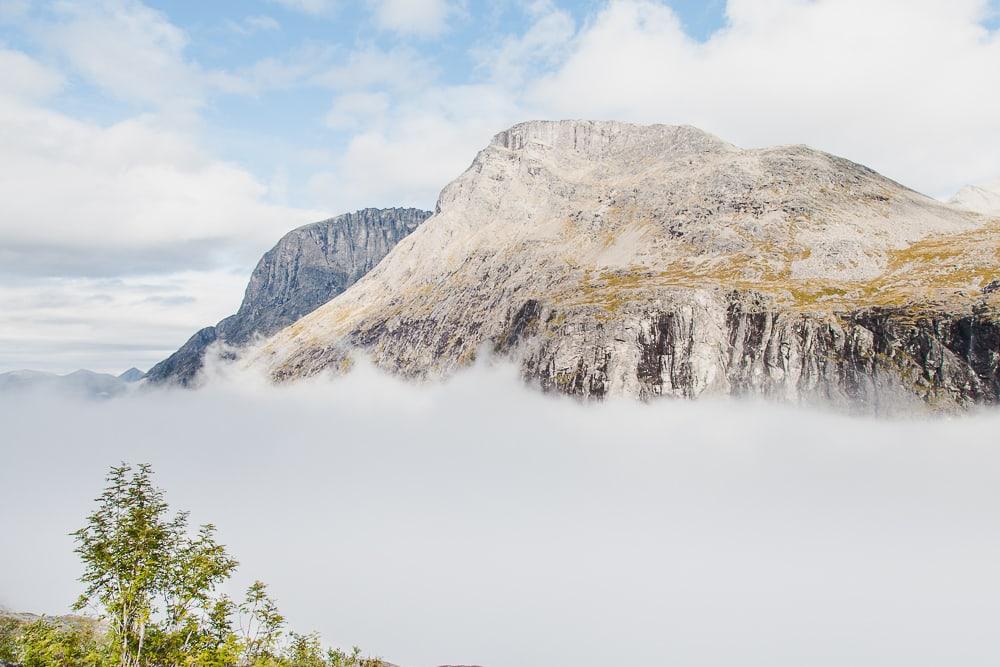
252, 121, 1000, 413
118, 367, 145, 383
145, 207, 431, 386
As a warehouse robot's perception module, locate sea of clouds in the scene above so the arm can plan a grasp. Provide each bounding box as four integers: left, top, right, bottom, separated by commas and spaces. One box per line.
3, 361, 1000, 666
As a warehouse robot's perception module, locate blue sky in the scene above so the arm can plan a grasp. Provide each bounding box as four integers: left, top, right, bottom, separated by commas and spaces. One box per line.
0, 0, 998, 373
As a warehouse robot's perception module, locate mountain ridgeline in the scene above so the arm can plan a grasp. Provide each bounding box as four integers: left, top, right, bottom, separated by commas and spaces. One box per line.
243, 120, 1000, 413
145, 207, 431, 386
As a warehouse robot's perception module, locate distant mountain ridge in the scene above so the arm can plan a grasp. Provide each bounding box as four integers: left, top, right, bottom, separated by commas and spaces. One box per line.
247, 120, 1000, 413
145, 207, 431, 386
0, 369, 137, 399
950, 180, 1000, 216
118, 367, 146, 383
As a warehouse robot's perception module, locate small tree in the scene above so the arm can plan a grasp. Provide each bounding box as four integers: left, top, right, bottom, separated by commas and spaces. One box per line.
284, 632, 324, 667
192, 597, 241, 667
158, 523, 238, 666
72, 464, 237, 667
72, 464, 177, 667
238, 581, 285, 666
70, 463, 383, 667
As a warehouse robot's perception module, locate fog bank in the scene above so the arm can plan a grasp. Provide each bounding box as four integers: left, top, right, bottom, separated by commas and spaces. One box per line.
3, 362, 1000, 666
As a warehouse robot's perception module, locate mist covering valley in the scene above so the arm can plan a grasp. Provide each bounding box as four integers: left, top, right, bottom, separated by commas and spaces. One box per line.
4, 359, 1000, 667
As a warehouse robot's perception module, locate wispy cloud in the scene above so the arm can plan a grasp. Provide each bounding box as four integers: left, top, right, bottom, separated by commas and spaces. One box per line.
41, 0, 204, 116
227, 14, 281, 36
368, 0, 463, 37
268, 0, 337, 17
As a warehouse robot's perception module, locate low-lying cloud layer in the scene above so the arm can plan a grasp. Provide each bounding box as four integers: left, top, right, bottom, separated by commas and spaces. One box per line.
3, 364, 1000, 666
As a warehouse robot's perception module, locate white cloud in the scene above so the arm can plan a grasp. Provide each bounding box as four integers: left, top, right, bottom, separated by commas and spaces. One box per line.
475, 1, 575, 86
36, 1, 292, 112
369, 0, 460, 36
0, 0, 31, 23
0, 270, 249, 374
221, 45, 335, 95
269, 0, 336, 16
229, 14, 281, 36
523, 0, 1000, 198
42, 0, 205, 115
0, 44, 327, 284
312, 45, 437, 92
221, 44, 436, 98
0, 47, 64, 100
308, 84, 520, 211
0, 93, 325, 275
325, 91, 391, 129
6, 365, 1000, 665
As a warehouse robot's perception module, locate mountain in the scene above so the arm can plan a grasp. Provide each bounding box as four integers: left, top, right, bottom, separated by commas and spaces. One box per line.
251, 120, 1000, 412
0, 369, 129, 399
118, 367, 146, 383
949, 180, 1000, 216
145, 207, 432, 386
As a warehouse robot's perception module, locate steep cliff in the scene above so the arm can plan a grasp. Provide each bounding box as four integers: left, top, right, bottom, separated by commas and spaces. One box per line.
252, 121, 1000, 413
146, 207, 431, 386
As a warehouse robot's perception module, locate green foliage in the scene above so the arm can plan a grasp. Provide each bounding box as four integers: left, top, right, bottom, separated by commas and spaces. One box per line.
72, 463, 238, 667
0, 617, 20, 662
324, 646, 387, 667
238, 582, 285, 666
47, 462, 386, 667
0, 617, 109, 667
283, 633, 324, 667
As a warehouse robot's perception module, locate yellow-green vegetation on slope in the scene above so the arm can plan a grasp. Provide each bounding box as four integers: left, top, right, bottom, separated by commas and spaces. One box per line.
556, 220, 1000, 318
865, 219, 1000, 304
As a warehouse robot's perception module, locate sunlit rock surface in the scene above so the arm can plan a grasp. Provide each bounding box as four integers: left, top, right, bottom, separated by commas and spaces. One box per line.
253, 121, 1000, 412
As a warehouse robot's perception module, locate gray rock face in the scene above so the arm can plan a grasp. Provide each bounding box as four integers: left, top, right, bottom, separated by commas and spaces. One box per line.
515, 292, 1000, 412
146, 207, 431, 386
254, 121, 1000, 413
145, 327, 220, 387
